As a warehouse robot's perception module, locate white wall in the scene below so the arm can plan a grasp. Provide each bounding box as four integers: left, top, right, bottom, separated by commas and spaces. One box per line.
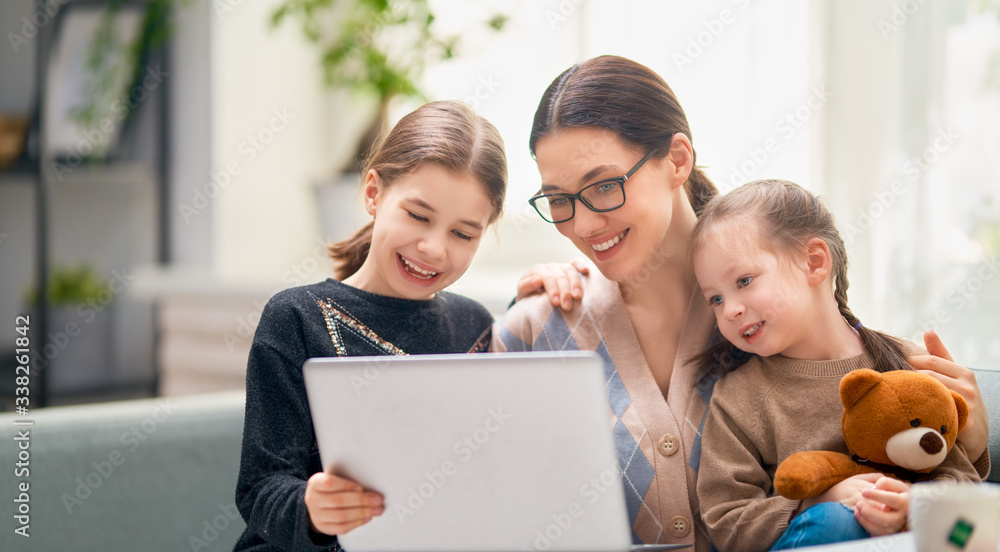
166, 0, 379, 289
208, 0, 326, 284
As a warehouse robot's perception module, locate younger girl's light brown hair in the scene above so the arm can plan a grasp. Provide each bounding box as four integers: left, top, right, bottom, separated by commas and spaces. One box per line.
329, 100, 507, 280
690, 179, 911, 375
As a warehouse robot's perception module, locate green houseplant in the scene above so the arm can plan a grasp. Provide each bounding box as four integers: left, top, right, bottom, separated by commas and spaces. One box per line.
23, 264, 115, 394
269, 0, 507, 242
72, 0, 173, 130
270, 0, 507, 168
23, 264, 112, 311
68, 0, 178, 162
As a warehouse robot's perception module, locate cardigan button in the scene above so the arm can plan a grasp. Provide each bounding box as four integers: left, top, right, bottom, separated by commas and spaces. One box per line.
657, 433, 679, 457
668, 515, 691, 538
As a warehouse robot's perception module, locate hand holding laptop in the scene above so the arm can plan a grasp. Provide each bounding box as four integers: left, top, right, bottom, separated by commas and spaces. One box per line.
305, 471, 385, 536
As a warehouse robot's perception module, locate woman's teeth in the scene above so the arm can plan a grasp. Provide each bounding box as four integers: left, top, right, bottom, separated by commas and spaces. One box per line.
401, 257, 437, 279
592, 231, 626, 252
744, 322, 763, 337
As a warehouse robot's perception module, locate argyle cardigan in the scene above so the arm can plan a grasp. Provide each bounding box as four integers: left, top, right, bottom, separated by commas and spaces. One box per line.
492, 271, 718, 552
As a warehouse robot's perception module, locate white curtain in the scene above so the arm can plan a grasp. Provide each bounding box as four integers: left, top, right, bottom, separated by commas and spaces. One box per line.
817, 0, 1000, 368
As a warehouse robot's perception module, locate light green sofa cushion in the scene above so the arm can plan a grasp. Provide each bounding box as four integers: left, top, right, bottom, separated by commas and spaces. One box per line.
0, 391, 246, 551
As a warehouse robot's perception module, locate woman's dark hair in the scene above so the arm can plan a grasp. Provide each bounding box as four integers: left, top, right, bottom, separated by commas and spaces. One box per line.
329, 100, 507, 280
529, 55, 718, 214
690, 180, 912, 376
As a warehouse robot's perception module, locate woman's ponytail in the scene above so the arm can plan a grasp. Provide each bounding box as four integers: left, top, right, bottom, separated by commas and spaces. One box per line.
686, 165, 718, 216
329, 221, 374, 281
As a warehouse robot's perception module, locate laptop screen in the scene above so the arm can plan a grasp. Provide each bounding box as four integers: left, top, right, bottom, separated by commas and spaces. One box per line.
303, 351, 636, 552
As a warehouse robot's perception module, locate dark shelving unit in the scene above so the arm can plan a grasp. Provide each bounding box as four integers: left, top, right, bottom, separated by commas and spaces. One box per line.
0, 0, 171, 408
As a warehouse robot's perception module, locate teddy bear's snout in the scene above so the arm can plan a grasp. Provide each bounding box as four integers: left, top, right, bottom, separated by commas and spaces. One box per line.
919, 431, 944, 455
886, 427, 948, 471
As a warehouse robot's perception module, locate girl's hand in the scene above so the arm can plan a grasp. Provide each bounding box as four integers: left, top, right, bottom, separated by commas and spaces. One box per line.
515, 258, 590, 311
305, 472, 384, 536
795, 473, 881, 515
854, 476, 910, 536
909, 330, 988, 462
796, 473, 882, 513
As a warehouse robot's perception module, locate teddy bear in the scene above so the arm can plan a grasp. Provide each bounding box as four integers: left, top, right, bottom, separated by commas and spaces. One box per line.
774, 368, 969, 500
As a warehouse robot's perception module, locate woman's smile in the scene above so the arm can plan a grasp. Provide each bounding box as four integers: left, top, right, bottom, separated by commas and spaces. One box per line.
589, 229, 628, 252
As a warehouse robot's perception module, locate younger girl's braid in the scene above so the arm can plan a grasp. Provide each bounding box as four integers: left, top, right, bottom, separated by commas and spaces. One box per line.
833, 271, 860, 328
832, 256, 911, 373
816, 207, 912, 372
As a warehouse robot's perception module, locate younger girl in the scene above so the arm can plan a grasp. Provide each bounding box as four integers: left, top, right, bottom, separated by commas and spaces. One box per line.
692, 180, 981, 551
234, 100, 507, 551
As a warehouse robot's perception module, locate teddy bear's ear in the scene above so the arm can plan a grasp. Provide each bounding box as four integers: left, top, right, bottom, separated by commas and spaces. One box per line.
952, 390, 969, 432
840, 369, 882, 409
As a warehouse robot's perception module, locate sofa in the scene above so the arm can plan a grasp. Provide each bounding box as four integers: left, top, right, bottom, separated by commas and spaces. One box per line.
0, 370, 997, 551
0, 391, 246, 551
978, 367, 1000, 483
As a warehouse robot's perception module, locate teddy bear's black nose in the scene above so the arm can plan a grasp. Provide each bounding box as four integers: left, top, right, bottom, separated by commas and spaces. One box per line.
920, 431, 944, 455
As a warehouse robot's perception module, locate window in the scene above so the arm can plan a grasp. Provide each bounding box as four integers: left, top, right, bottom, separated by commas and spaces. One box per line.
424, 0, 1000, 369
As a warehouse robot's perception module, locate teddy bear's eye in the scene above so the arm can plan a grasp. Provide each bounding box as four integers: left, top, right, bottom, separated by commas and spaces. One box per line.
941, 426, 947, 435
910, 419, 921, 427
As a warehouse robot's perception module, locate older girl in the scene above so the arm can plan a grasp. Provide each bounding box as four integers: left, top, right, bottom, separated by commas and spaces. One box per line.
235, 100, 506, 551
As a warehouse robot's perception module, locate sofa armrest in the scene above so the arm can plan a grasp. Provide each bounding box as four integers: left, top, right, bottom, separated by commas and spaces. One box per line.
970, 368, 999, 483
0, 391, 246, 551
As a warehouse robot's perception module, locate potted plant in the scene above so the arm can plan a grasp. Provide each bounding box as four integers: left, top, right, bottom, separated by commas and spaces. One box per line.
271, 0, 507, 167
270, 0, 507, 240
23, 264, 115, 394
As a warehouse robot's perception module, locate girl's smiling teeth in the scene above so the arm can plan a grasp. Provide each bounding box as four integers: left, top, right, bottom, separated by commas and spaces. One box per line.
592, 230, 628, 252
743, 322, 764, 337
399, 254, 439, 280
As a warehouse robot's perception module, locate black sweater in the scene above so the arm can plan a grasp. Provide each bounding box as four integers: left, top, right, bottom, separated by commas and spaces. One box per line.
234, 279, 493, 551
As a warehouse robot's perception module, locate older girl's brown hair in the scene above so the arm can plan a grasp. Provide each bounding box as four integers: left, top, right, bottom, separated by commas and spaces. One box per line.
329, 100, 507, 280
529, 55, 718, 214
690, 179, 911, 375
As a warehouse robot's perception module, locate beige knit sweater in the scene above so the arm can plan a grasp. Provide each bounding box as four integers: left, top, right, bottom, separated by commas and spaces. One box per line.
697, 352, 983, 552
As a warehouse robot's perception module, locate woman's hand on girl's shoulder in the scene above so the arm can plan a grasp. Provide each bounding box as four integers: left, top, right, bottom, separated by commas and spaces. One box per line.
909, 330, 989, 462
515, 258, 590, 311
305, 472, 384, 536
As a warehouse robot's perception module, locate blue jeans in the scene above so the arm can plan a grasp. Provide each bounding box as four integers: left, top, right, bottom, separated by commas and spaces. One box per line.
770, 502, 869, 550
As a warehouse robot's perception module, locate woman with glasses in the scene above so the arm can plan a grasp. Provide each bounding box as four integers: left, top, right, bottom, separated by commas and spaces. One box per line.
493, 55, 991, 552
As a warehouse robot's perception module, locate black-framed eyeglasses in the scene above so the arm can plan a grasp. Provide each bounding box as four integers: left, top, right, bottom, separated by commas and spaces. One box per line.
528, 150, 656, 224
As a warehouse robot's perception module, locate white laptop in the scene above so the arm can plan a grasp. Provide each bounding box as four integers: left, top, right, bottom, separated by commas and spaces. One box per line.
303, 351, 690, 552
